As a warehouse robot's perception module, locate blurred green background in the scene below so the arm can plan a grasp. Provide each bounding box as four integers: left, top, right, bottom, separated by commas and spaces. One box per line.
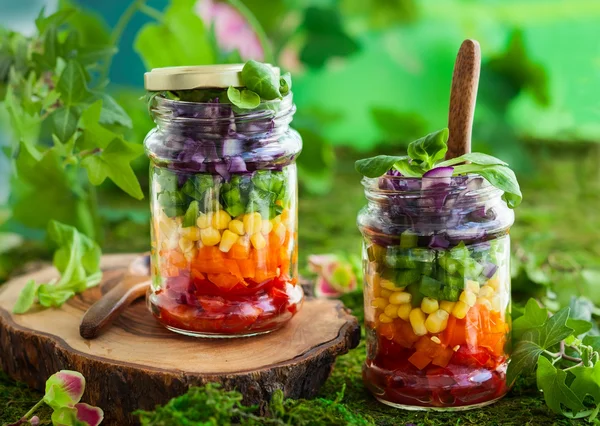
0, 0, 599, 424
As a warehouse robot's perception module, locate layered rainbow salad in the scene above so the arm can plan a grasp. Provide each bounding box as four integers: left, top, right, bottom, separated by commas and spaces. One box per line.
360, 174, 512, 409
149, 166, 301, 336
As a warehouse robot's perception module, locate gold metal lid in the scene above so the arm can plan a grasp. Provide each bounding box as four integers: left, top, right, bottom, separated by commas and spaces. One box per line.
144, 64, 281, 91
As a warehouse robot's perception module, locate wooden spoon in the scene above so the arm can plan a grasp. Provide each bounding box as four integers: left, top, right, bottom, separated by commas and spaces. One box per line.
446, 39, 481, 160
79, 254, 151, 339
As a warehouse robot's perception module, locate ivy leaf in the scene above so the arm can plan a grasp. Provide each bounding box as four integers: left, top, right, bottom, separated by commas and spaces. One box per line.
566, 319, 593, 337
87, 92, 132, 128
13, 280, 38, 314
571, 362, 600, 407
226, 86, 260, 109
81, 138, 145, 200
536, 356, 585, 416
35, 7, 75, 34
512, 298, 548, 340
507, 308, 574, 385
241, 60, 281, 100
79, 100, 116, 150
44, 370, 85, 410
50, 106, 80, 143
57, 60, 89, 105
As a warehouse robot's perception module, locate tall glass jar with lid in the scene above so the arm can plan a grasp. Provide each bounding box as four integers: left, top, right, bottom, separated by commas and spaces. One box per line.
144, 65, 303, 338
358, 172, 513, 409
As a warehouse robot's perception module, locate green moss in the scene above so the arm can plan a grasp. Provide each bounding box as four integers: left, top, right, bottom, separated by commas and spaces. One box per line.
0, 371, 51, 425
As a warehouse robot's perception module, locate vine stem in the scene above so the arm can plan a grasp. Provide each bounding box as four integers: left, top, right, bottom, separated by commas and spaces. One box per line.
225, 0, 274, 64
23, 399, 44, 420
99, 0, 147, 82
544, 341, 583, 364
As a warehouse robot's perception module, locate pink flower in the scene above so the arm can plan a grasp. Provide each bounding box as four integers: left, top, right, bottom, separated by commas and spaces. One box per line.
308, 254, 359, 298
196, 0, 264, 60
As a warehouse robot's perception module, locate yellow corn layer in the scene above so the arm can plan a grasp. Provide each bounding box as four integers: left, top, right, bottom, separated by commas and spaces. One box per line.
421, 297, 439, 314
397, 303, 412, 320
389, 291, 411, 305
200, 227, 221, 246
219, 230, 239, 253
452, 300, 469, 319
460, 290, 477, 307
440, 300, 456, 313
425, 309, 449, 334
384, 304, 399, 319
409, 308, 428, 336
228, 219, 245, 235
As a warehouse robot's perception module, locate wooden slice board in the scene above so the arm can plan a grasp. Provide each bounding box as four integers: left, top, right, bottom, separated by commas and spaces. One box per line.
0, 254, 360, 425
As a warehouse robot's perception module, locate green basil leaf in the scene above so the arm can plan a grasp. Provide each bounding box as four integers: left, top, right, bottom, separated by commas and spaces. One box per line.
406, 128, 448, 170
453, 164, 522, 208
355, 155, 407, 178
241, 60, 281, 100
437, 152, 508, 168
280, 72, 292, 96
226, 86, 260, 109
392, 158, 424, 177
13, 280, 38, 314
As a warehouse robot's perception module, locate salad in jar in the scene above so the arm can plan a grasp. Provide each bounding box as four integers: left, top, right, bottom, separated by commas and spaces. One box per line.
144, 61, 302, 337
356, 129, 521, 409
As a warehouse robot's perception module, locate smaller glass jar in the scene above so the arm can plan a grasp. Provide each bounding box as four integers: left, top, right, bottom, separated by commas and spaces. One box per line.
358, 172, 514, 410
144, 65, 303, 338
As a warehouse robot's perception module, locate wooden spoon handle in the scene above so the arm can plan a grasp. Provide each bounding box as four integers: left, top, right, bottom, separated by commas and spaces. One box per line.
79, 277, 149, 339
446, 39, 481, 160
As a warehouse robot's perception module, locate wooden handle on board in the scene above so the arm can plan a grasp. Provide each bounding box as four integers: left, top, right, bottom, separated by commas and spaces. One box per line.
79, 276, 149, 339
446, 39, 481, 160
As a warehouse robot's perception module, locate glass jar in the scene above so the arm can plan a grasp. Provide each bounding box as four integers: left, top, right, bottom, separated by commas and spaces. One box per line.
358, 172, 514, 410
144, 65, 303, 338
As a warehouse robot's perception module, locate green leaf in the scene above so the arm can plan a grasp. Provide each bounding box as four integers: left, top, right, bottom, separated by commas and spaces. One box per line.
79, 100, 116, 149
57, 60, 89, 105
536, 356, 585, 416
35, 7, 75, 33
512, 298, 548, 340
51, 106, 80, 143
453, 164, 522, 208
392, 158, 424, 177
13, 280, 38, 314
37, 284, 76, 308
47, 220, 101, 293
299, 7, 359, 68
134, 0, 215, 69
566, 319, 593, 337
44, 370, 85, 410
91, 92, 132, 128
81, 138, 145, 200
355, 155, 407, 178
507, 308, 574, 385
226, 86, 261, 109
406, 128, 449, 170
241, 60, 281, 100
280, 72, 292, 96
571, 362, 600, 406
437, 152, 509, 168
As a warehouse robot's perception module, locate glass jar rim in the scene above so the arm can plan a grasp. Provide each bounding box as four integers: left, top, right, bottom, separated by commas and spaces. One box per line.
144, 63, 281, 90
148, 92, 295, 124
362, 173, 505, 206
